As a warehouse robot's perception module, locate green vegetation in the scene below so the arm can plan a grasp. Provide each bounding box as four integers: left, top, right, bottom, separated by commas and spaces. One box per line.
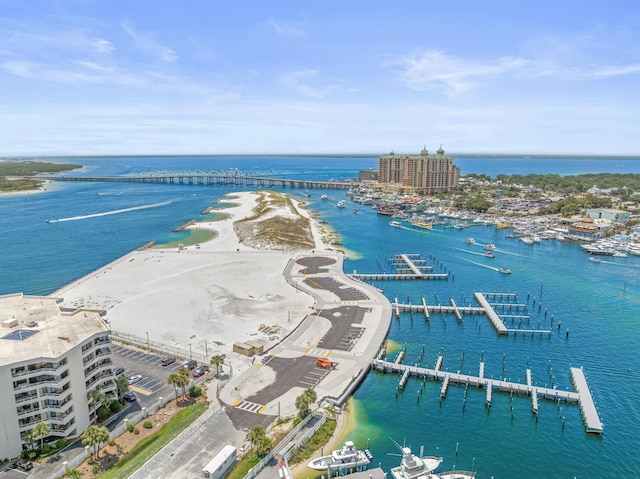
0, 161, 81, 193
95, 401, 208, 479
295, 389, 317, 420
287, 418, 337, 465
494, 172, 640, 194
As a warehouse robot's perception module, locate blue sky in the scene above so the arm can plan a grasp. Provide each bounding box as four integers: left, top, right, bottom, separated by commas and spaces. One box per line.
1, 0, 639, 156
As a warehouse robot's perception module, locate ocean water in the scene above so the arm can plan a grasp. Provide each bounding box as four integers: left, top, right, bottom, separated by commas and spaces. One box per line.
2, 155, 640, 478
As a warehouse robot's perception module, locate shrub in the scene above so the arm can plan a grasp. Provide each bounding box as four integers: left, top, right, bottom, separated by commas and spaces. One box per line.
92, 464, 101, 474
109, 400, 123, 414
55, 439, 69, 450
97, 405, 111, 422
65, 468, 83, 478
126, 424, 135, 433
142, 421, 153, 429
189, 386, 202, 398
41, 443, 51, 454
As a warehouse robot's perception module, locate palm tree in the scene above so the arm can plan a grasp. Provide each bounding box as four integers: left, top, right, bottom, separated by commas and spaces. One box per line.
295, 388, 317, 419
248, 425, 265, 459
31, 422, 50, 452
255, 434, 272, 457
88, 388, 106, 411
167, 373, 180, 400
176, 368, 191, 398
114, 375, 129, 402
210, 355, 225, 378
81, 425, 110, 459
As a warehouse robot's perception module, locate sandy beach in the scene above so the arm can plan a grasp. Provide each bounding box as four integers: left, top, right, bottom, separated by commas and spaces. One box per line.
55, 191, 338, 375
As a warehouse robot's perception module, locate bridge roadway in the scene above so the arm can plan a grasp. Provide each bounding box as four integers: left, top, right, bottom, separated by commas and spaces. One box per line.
37, 173, 353, 190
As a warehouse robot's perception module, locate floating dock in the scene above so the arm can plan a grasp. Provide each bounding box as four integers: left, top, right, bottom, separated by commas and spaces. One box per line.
373, 360, 602, 435
349, 253, 449, 281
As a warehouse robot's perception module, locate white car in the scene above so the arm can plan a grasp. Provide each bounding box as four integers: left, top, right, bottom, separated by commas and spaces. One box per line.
128, 374, 143, 385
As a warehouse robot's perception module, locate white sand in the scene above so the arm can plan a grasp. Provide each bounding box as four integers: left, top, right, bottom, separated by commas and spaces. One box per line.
56, 191, 336, 374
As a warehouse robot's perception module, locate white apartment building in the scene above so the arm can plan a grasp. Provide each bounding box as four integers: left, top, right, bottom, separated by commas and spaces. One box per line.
0, 293, 116, 459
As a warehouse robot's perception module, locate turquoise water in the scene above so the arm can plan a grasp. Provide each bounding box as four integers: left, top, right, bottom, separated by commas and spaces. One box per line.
2, 155, 640, 477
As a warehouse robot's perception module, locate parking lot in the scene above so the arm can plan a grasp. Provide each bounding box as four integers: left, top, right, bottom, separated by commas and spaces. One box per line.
110, 344, 202, 407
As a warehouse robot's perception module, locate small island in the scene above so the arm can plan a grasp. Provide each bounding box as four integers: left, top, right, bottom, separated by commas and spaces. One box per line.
0, 160, 81, 194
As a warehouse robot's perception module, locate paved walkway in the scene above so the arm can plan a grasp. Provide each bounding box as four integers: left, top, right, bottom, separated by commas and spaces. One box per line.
219, 252, 392, 426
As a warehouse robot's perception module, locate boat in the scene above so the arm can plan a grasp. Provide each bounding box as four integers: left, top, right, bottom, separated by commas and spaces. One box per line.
436, 472, 476, 479
389, 221, 402, 228
589, 257, 601, 263
389, 447, 442, 479
484, 251, 495, 258
307, 441, 373, 472
337, 200, 347, 208
321, 194, 328, 201
520, 237, 534, 245
498, 267, 511, 274
353, 208, 360, 214
464, 238, 475, 244
412, 221, 432, 230
484, 243, 496, 251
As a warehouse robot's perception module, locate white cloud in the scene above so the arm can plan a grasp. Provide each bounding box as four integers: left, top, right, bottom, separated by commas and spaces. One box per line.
263, 17, 307, 38
121, 22, 178, 63
391, 50, 528, 97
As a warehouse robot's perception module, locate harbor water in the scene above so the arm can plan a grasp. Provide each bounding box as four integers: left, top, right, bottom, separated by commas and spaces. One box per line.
1, 155, 640, 477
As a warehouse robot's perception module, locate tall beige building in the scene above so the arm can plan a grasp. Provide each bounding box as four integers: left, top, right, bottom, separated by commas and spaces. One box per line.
0, 293, 116, 459
378, 146, 459, 193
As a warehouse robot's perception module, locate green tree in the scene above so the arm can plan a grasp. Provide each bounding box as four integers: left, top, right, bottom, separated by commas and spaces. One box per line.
114, 374, 129, 402
167, 373, 180, 400
210, 355, 225, 378
248, 425, 266, 459
32, 422, 51, 452
81, 425, 110, 459
295, 388, 317, 420
255, 434, 272, 457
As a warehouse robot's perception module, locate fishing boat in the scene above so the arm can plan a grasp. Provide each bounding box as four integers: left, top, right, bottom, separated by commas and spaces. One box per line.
307, 441, 373, 472
389, 221, 402, 228
498, 267, 511, 274
337, 200, 347, 208
390, 447, 442, 479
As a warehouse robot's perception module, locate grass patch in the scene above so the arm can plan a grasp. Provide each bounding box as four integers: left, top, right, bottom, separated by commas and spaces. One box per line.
225, 451, 263, 479
287, 418, 336, 466
95, 402, 208, 479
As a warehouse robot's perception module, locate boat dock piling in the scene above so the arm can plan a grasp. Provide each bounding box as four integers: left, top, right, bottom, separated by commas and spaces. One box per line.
373, 360, 601, 435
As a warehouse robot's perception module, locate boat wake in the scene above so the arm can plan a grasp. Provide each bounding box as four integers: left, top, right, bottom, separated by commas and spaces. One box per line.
47, 201, 171, 223
457, 257, 510, 273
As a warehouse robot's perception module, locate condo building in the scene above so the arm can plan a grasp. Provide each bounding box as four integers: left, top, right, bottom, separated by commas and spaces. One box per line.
378, 146, 459, 193
0, 293, 116, 459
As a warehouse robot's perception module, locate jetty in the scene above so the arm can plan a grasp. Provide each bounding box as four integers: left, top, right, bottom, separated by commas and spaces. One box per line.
373, 359, 603, 435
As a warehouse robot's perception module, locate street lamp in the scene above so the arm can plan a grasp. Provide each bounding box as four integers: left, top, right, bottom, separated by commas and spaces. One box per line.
146, 332, 150, 351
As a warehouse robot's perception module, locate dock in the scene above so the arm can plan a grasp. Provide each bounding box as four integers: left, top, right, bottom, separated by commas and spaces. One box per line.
373, 360, 602, 435
571, 367, 604, 434
349, 253, 449, 281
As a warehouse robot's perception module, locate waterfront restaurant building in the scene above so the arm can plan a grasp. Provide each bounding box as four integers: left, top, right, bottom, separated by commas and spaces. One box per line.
378, 146, 459, 193
0, 293, 117, 459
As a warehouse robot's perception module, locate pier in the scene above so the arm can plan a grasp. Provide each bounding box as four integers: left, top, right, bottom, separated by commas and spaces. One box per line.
349, 253, 449, 281
373, 359, 602, 435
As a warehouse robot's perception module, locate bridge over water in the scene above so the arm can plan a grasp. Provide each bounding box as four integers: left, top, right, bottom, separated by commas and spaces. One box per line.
37, 174, 354, 190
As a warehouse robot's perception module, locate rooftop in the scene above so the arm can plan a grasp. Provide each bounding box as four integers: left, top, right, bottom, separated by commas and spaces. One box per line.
0, 293, 109, 365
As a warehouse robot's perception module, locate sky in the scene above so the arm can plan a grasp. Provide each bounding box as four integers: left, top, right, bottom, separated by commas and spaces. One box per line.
1, 0, 639, 156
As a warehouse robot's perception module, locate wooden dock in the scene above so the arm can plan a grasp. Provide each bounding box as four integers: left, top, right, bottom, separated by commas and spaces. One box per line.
349, 253, 448, 281
373, 360, 602, 435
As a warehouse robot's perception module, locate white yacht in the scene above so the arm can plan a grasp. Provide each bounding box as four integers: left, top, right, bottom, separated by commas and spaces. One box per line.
337, 200, 347, 208
390, 447, 442, 479
307, 441, 373, 473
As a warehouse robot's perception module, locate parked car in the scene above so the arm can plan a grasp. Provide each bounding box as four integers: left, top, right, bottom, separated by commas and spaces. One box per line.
192, 365, 209, 378
123, 391, 137, 402
113, 366, 125, 376
161, 357, 176, 366
184, 359, 197, 370
15, 460, 33, 471
128, 374, 143, 385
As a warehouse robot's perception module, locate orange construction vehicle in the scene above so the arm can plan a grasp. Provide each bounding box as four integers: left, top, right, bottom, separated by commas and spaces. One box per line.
316, 357, 334, 369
